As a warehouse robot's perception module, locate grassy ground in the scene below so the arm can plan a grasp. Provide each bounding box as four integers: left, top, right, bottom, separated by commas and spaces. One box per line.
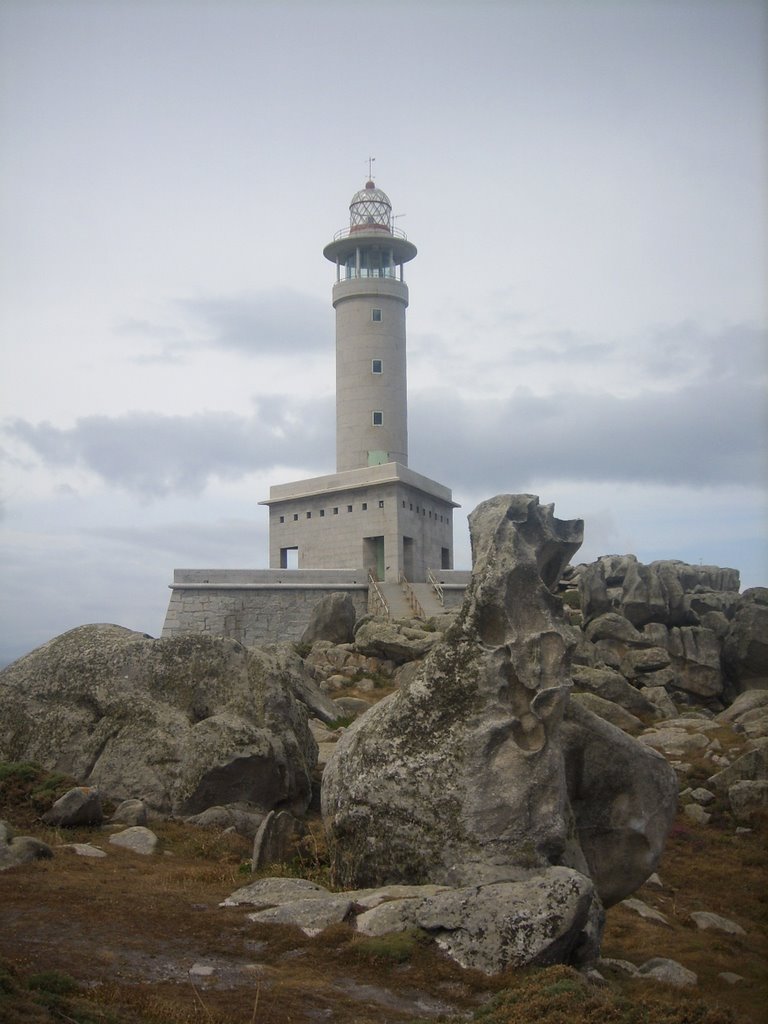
1, 763, 766, 1024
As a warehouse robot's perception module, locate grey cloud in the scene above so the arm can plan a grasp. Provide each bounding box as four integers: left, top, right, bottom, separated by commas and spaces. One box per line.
410, 371, 765, 492
6, 397, 333, 497
181, 289, 330, 355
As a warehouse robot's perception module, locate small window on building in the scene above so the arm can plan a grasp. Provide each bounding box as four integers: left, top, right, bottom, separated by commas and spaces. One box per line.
372, 359, 383, 374
293, 513, 299, 521
362, 502, 368, 511
371, 308, 382, 322
279, 515, 285, 524
320, 509, 325, 517
306, 511, 311, 519
402, 500, 406, 508
378, 500, 384, 508
333, 507, 339, 515
372, 411, 383, 426
347, 505, 353, 513
410, 503, 413, 511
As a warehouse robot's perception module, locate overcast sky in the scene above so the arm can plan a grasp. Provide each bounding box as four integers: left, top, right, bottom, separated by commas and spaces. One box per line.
1, 0, 766, 667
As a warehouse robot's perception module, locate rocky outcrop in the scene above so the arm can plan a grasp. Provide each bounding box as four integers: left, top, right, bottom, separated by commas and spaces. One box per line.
0, 626, 318, 817
574, 556, 764, 706
722, 589, 768, 691
0, 821, 53, 871
322, 495, 677, 917
42, 786, 103, 827
300, 593, 357, 646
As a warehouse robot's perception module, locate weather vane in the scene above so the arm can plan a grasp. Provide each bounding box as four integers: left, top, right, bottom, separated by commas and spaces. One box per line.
367, 155, 376, 181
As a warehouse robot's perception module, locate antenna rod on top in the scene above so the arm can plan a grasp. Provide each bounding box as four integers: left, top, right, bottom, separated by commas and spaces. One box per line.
367, 155, 376, 181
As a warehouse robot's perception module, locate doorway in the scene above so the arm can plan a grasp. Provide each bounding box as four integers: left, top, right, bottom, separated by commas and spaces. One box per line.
280, 547, 298, 569
363, 536, 385, 580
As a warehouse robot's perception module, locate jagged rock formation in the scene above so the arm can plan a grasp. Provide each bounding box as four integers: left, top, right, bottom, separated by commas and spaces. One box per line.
322, 495, 678, 915
0, 625, 319, 817
573, 558, 766, 704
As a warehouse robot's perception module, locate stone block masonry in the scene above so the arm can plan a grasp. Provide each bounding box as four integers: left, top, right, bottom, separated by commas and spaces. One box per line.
162, 570, 370, 645
161, 568, 472, 644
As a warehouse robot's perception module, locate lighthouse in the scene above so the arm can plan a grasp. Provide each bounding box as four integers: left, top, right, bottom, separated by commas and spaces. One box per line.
323, 180, 415, 473
162, 177, 467, 646
261, 178, 457, 584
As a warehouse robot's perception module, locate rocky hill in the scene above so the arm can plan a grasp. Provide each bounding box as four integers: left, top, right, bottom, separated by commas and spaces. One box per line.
0, 494, 766, 1022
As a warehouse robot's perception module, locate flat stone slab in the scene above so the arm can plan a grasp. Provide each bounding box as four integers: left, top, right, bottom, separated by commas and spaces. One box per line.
108, 827, 158, 856
247, 894, 354, 936
690, 911, 746, 935
59, 843, 107, 858
221, 877, 331, 908
638, 957, 697, 987
619, 898, 671, 927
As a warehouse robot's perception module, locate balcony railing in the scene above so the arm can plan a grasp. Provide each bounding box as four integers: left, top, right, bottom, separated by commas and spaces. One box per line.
331, 224, 409, 243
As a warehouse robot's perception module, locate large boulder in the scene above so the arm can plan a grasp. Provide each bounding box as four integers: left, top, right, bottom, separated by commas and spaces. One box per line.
0, 626, 317, 817
322, 495, 677, 910
578, 556, 740, 629
723, 589, 768, 692
300, 593, 357, 646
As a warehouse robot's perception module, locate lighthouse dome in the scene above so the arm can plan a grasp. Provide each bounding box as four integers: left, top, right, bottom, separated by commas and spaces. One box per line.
349, 181, 392, 232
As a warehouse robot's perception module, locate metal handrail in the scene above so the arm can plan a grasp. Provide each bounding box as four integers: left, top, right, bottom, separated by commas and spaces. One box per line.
367, 569, 390, 618
398, 571, 425, 620
332, 225, 409, 242
426, 568, 445, 605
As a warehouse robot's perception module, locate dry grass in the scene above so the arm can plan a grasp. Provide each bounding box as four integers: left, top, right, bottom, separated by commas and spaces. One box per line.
1, 760, 767, 1024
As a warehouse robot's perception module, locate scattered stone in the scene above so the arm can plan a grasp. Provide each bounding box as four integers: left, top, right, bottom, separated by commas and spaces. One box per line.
619, 898, 671, 927
108, 826, 158, 855
597, 957, 640, 978
727, 779, 768, 823
59, 843, 107, 858
184, 805, 264, 838
110, 798, 148, 826
42, 786, 103, 828
221, 877, 331, 909
689, 788, 715, 805
0, 826, 53, 871
642, 686, 678, 720
415, 869, 602, 975
247, 894, 355, 936
300, 592, 357, 646
189, 963, 215, 977
644, 873, 663, 889
637, 957, 697, 987
690, 911, 746, 935
570, 692, 643, 733
637, 727, 710, 759
332, 697, 372, 718
709, 739, 768, 790
719, 972, 745, 985
251, 810, 301, 870
683, 804, 711, 826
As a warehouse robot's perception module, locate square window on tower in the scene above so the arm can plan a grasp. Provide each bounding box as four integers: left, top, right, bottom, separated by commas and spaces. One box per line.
371, 308, 382, 322
372, 359, 383, 374
372, 411, 383, 426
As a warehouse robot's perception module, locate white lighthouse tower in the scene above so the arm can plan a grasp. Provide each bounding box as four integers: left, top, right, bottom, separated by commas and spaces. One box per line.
262, 177, 457, 584
323, 180, 415, 473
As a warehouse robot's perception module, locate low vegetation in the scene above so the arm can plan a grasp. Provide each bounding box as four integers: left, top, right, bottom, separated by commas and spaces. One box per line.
1, 762, 766, 1024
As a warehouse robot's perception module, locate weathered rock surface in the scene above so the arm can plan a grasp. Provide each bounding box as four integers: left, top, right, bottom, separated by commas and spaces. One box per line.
300, 592, 357, 646
0, 821, 53, 871
108, 826, 158, 855
323, 494, 677, 913
723, 589, 768, 692
0, 626, 317, 817
42, 786, 103, 827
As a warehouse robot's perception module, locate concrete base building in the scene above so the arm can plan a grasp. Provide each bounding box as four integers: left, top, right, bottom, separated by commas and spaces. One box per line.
162, 179, 463, 642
